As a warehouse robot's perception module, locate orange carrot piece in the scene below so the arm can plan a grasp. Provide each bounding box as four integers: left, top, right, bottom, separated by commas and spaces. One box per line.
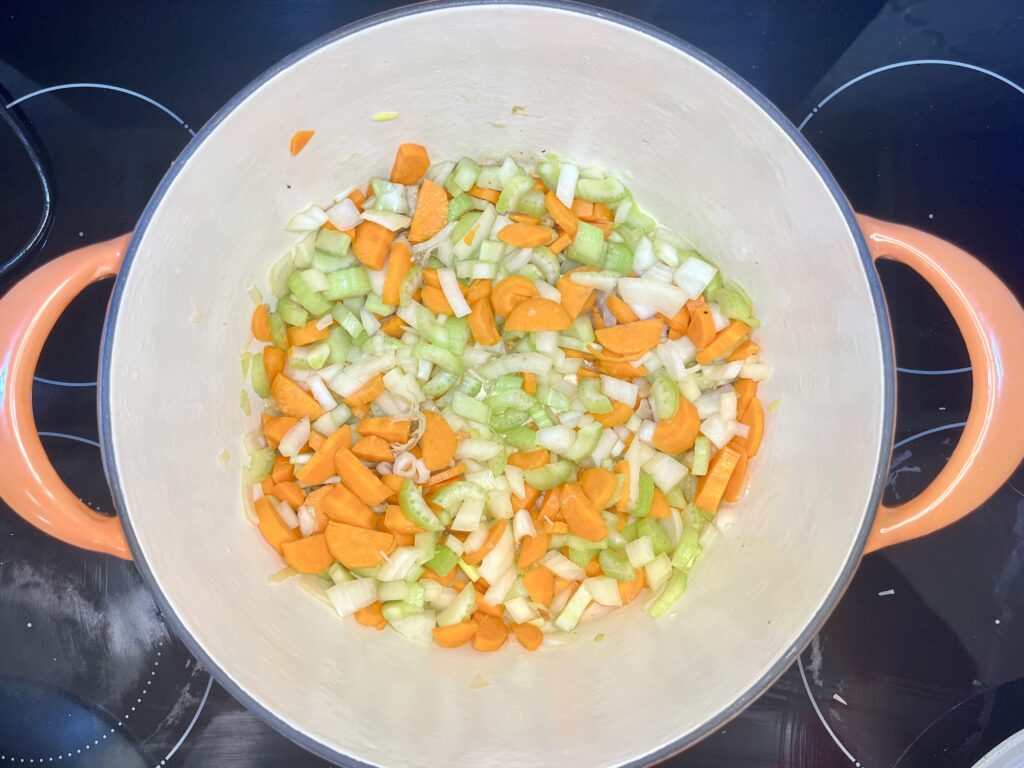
606, 295, 640, 324
325, 522, 395, 569
727, 340, 761, 362
504, 297, 572, 332
468, 185, 499, 204
321, 483, 376, 529
584, 558, 603, 577
384, 504, 424, 535
466, 279, 492, 303
421, 566, 458, 587
433, 620, 479, 648
491, 275, 539, 317
421, 284, 455, 316
462, 520, 508, 565
471, 614, 509, 652
651, 398, 699, 454
354, 602, 387, 630
571, 199, 594, 219
271, 455, 294, 484
380, 315, 406, 338
595, 318, 665, 357
272, 374, 324, 419
522, 372, 537, 394
538, 488, 561, 522
296, 425, 352, 485
406, 178, 446, 244
289, 130, 315, 156
347, 187, 366, 210
739, 398, 764, 457
263, 346, 286, 387
281, 533, 334, 574
473, 595, 504, 617
549, 232, 573, 254
523, 565, 555, 607
352, 220, 395, 270
664, 303, 691, 334
420, 410, 457, 471
509, 213, 540, 225
255, 496, 299, 554
593, 401, 634, 427
251, 304, 272, 341
468, 298, 501, 346
380, 473, 403, 502
382, 241, 413, 304
352, 434, 393, 463
307, 430, 327, 453
357, 417, 411, 443
287, 319, 330, 347
557, 271, 595, 319
389, 143, 430, 185
734, 379, 758, 416
422, 267, 442, 288
344, 373, 386, 407
579, 467, 617, 509
618, 566, 646, 605
697, 319, 751, 365
261, 476, 276, 496
272, 481, 304, 509
511, 622, 543, 651
592, 203, 613, 222
560, 483, 609, 542
425, 463, 467, 488
518, 534, 550, 569
497, 222, 556, 248
333, 447, 393, 506
595, 359, 646, 379
507, 449, 550, 470
694, 444, 743, 513
262, 415, 298, 448
650, 489, 670, 519
544, 190, 579, 237
687, 303, 716, 349
723, 443, 749, 503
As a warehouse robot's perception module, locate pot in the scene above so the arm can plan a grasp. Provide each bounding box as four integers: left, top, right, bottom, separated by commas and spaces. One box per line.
2, 3, 1022, 766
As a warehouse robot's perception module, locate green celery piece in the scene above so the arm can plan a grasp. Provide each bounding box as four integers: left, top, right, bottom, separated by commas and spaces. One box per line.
599, 549, 636, 582
425, 546, 459, 576
315, 228, 351, 257
649, 371, 680, 420
576, 177, 626, 204
633, 472, 655, 517
276, 297, 308, 327
524, 460, 575, 491
430, 481, 485, 510
399, 479, 443, 531
250, 352, 270, 398
638, 518, 672, 555
287, 271, 332, 315
504, 426, 538, 450
323, 267, 372, 300
671, 526, 702, 571
568, 221, 606, 266
649, 569, 688, 618
448, 193, 474, 222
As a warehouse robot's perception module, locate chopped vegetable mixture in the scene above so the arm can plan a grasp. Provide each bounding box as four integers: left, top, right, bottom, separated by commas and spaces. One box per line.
242, 142, 770, 652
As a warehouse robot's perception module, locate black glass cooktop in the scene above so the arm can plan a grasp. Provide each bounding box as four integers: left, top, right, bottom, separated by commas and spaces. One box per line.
2, 2, 1023, 766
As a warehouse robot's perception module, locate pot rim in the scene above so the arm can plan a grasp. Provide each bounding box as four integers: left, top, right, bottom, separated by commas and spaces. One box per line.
99, 2, 896, 765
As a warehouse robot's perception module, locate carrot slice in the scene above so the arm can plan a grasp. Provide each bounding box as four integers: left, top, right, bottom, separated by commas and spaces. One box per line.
466, 279, 492, 303
389, 143, 430, 185
512, 484, 541, 513
723, 444, 749, 503
425, 463, 467, 488
523, 565, 555, 607
734, 378, 758, 416
618, 566, 646, 605
382, 241, 413, 304
739, 398, 764, 457
560, 483, 609, 542
421, 284, 455, 316
727, 340, 761, 362
420, 410, 457, 471
263, 346, 286, 387
462, 520, 508, 565
262, 415, 298, 448
320, 483, 376, 529
694, 443, 743, 513
287, 319, 330, 347
697, 319, 750, 365
650, 489, 670, 519
307, 430, 326, 453
579, 467, 617, 509
468, 185, 500, 204
352, 434, 393, 463
606, 295, 639, 324
518, 534, 550, 569
357, 417, 411, 443
491, 275, 539, 317
255, 496, 300, 554
289, 130, 315, 156
379, 473, 403, 502
507, 449, 550, 470
384, 504, 424, 535
272, 481, 304, 509
473, 595, 504, 617
408, 179, 447, 244
650, 398, 699, 454
334, 447, 393, 506
511, 622, 543, 651
595, 318, 665, 357
571, 199, 594, 219
557, 271, 595, 319
504, 297, 572, 332
433, 620, 479, 648
251, 304, 271, 341
549, 232, 572, 254
296, 425, 351, 485
522, 372, 537, 394
471, 614, 509, 652
468, 298, 501, 346
344, 373, 386, 407
271, 375, 324, 420
593, 401, 634, 427
687, 303, 716, 349
271, 455, 294, 484
354, 602, 387, 630
281, 533, 334, 574
325, 522, 395, 569
543, 190, 579, 236
380, 315, 406, 338
497, 222, 556, 248
352, 220, 395, 270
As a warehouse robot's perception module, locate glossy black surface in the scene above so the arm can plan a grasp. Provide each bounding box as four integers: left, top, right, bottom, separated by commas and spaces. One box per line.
2, 1, 1023, 766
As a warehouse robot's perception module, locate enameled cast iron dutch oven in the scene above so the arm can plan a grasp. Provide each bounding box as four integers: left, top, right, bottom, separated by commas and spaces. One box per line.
2, 3, 1022, 766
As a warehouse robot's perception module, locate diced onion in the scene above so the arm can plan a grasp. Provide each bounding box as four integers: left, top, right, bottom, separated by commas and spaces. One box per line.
633, 237, 655, 272
456, 439, 502, 461
278, 416, 310, 458
539, 550, 586, 581
708, 303, 731, 332
584, 576, 623, 607
377, 547, 420, 581
617, 278, 686, 319
308, 377, 338, 411
555, 163, 579, 208
274, 498, 300, 529
327, 579, 378, 618
512, 508, 537, 541
699, 414, 736, 449
411, 221, 457, 256
536, 425, 576, 453
437, 268, 472, 318
483, 568, 516, 604
674, 257, 718, 299
360, 210, 411, 231
626, 536, 656, 568
643, 451, 689, 491
286, 205, 328, 232
601, 375, 639, 406
297, 506, 317, 537
719, 391, 738, 421
325, 198, 362, 230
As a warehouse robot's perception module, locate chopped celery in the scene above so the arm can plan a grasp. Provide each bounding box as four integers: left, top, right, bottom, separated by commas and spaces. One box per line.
553, 582, 592, 632
399, 479, 443, 531
326, 327, 351, 364
448, 193, 474, 222
414, 342, 463, 374
456, 373, 483, 397
490, 408, 530, 432
505, 426, 538, 450
566, 534, 608, 551
423, 370, 459, 397
599, 549, 636, 582
569, 315, 596, 343
450, 210, 482, 245
486, 388, 535, 412
649, 371, 680, 420
371, 178, 410, 214
276, 297, 308, 327
616, 224, 644, 251
445, 317, 471, 355
488, 449, 508, 476
315, 228, 352, 257
444, 157, 481, 196
323, 267, 372, 300
537, 155, 561, 190
436, 583, 477, 626
382, 601, 423, 622
530, 246, 559, 283
364, 293, 393, 315
425, 546, 459, 576
666, 486, 687, 507
620, 521, 638, 543
604, 243, 634, 275
250, 352, 270, 398
568, 547, 595, 569
430, 481, 485, 510
478, 239, 506, 264
569, 221, 606, 266
649, 569, 687, 618
312, 249, 356, 273
634, 472, 655, 517
518, 263, 544, 281
414, 305, 449, 347
578, 377, 612, 414
682, 474, 699, 503
626, 202, 657, 233
475, 165, 504, 190
328, 562, 353, 585
398, 265, 423, 307
452, 391, 490, 424
536, 385, 571, 411
712, 282, 754, 321
492, 374, 523, 392
518, 188, 548, 218
638, 518, 672, 555
563, 422, 602, 462
247, 447, 275, 482
287, 271, 332, 315
671, 526, 702, 571
576, 177, 625, 204
289, 342, 329, 370
523, 460, 575, 490
496, 174, 533, 214
691, 436, 712, 476
529, 402, 554, 428
269, 313, 288, 349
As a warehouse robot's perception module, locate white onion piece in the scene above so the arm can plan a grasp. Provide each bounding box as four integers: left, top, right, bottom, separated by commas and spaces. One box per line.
451, 498, 485, 532
360, 209, 411, 231
325, 198, 362, 230
274, 498, 300, 529
584, 576, 623, 607
655, 337, 698, 380
377, 547, 420, 581
297, 506, 317, 537
643, 451, 689, 491
626, 536, 655, 568
601, 375, 639, 406
286, 205, 328, 232
308, 377, 338, 411
699, 414, 737, 449
617, 278, 686, 319
591, 428, 618, 465
437, 268, 472, 318
278, 417, 310, 458
614, 198, 632, 225
315, 313, 334, 330
533, 280, 561, 302
478, 526, 515, 583
739, 361, 772, 381
540, 550, 586, 581
536, 425, 576, 454
638, 419, 656, 443
411, 221, 457, 256
327, 579, 377, 618
393, 452, 417, 478
504, 465, 526, 499
719, 391, 738, 421
555, 163, 579, 208
674, 257, 718, 299
503, 247, 533, 273
694, 391, 722, 419
512, 508, 537, 541
708, 303, 731, 332
367, 268, 387, 296
633, 237, 655, 272
505, 597, 536, 624
456, 440, 502, 461
484, 568, 516, 604
534, 331, 558, 354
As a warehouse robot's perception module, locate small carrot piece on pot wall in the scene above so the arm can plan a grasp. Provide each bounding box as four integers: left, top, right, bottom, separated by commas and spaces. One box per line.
272, 481, 304, 509
433, 621, 479, 648
282, 533, 334, 574
595, 319, 664, 357
504, 297, 572, 332
511, 622, 543, 651
650, 398, 699, 454
325, 522, 395, 569
491, 275, 538, 317
255, 496, 299, 554
697, 320, 750, 365
354, 602, 387, 630
251, 304, 272, 341
334, 447, 393, 506
694, 443, 744, 513
272, 374, 324, 420
727, 340, 760, 362
734, 379, 758, 416
382, 241, 413, 304
271, 455, 294, 483
389, 143, 430, 185
289, 130, 315, 156
723, 443, 749, 503
409, 179, 448, 244
263, 346, 286, 387
471, 614, 509, 652
352, 220, 395, 270
420, 410, 458, 471
262, 415, 298, 448
738, 398, 764, 457
523, 565, 555, 607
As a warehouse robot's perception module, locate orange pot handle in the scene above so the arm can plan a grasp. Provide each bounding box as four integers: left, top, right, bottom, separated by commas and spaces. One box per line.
0, 235, 132, 559
859, 215, 1024, 552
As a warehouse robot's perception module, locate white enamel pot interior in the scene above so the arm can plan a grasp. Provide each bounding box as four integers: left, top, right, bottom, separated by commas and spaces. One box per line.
101, 2, 892, 766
